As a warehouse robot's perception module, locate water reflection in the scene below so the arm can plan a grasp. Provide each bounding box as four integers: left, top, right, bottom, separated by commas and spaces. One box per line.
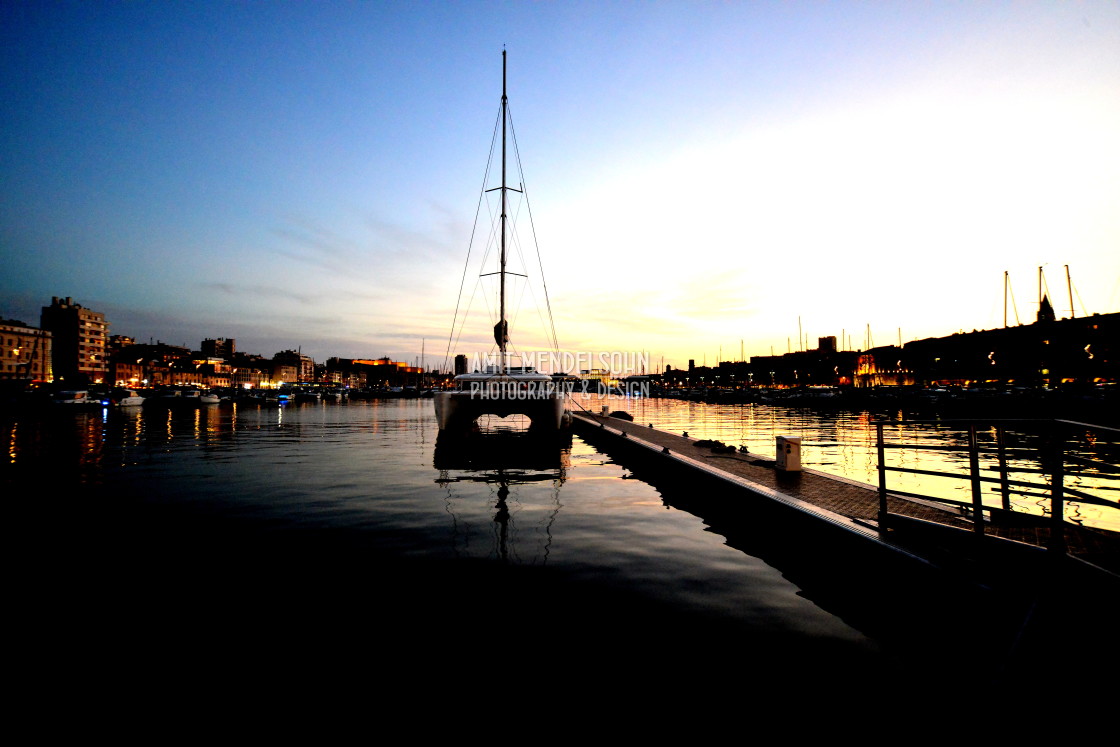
7, 396, 1115, 530
581, 394, 1120, 532
434, 430, 571, 564
6, 399, 1109, 694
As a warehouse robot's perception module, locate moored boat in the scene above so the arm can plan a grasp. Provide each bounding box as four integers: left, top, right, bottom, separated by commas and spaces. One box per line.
112, 388, 145, 407
146, 386, 217, 407
433, 51, 570, 434
52, 390, 107, 408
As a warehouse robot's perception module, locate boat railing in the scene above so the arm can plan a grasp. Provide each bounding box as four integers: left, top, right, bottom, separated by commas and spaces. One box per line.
874, 418, 1120, 559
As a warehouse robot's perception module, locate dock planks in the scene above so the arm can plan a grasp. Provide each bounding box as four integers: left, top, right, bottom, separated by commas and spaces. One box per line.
572, 411, 1120, 579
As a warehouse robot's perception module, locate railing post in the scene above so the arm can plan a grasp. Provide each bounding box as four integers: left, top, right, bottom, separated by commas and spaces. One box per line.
1049, 425, 1066, 555
968, 425, 985, 535
876, 421, 888, 525
996, 425, 1011, 512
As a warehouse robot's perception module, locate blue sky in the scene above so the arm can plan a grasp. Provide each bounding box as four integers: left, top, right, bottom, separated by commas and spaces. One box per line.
3, 1, 1118, 371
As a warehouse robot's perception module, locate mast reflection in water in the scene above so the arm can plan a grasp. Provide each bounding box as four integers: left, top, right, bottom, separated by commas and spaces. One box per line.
9, 397, 1095, 708
434, 425, 571, 564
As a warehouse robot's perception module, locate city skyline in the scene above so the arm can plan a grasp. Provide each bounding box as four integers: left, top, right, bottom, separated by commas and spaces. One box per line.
3, 2, 1119, 370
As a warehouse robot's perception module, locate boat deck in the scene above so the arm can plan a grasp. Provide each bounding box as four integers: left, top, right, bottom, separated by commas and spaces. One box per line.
572, 411, 1120, 578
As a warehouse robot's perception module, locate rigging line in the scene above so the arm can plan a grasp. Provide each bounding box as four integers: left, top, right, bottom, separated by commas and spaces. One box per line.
1008, 280, 1021, 325
450, 276, 487, 359
1071, 281, 1089, 317
526, 284, 555, 358
501, 195, 540, 333
481, 174, 506, 256
500, 103, 559, 357
500, 184, 530, 280
508, 275, 533, 346
480, 273, 497, 325
474, 156, 507, 287
532, 290, 554, 352
1074, 287, 1089, 317
508, 260, 553, 355
444, 105, 504, 370
508, 113, 559, 355
508, 111, 560, 353
476, 219, 498, 288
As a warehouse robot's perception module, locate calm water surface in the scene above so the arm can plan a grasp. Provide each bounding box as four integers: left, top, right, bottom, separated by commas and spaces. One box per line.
8, 397, 1082, 711
582, 394, 1120, 532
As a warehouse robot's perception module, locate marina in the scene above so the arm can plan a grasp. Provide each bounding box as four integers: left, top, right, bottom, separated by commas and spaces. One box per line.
5, 4, 1120, 728
581, 394, 1120, 533
7, 396, 1118, 710
572, 407, 1120, 577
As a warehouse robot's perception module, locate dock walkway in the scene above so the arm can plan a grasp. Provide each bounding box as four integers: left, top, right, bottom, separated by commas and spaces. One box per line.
573, 411, 1120, 578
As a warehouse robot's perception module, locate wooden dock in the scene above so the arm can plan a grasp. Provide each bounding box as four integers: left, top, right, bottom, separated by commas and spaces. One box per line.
572, 411, 1120, 583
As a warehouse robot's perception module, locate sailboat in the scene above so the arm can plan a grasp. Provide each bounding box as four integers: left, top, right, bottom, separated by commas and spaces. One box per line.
433, 51, 570, 434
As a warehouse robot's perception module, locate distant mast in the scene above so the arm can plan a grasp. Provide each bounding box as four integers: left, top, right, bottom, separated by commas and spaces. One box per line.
1066, 264, 1075, 319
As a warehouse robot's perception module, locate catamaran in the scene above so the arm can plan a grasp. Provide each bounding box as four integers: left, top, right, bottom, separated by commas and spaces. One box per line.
433, 51, 570, 433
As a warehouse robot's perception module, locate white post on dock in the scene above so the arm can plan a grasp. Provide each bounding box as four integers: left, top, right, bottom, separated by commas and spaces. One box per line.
776, 436, 801, 471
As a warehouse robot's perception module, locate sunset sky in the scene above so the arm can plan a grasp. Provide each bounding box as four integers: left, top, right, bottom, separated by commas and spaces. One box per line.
3, 2, 1118, 373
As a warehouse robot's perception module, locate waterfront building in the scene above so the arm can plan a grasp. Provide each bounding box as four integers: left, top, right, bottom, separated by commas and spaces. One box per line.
273, 349, 316, 382
272, 361, 299, 385
325, 358, 368, 388
109, 341, 191, 387
1038, 294, 1056, 323
350, 357, 421, 388
187, 356, 234, 388
579, 368, 614, 389
748, 345, 858, 389
111, 357, 145, 388
108, 335, 135, 356
855, 345, 915, 388
0, 318, 52, 383
903, 312, 1117, 387
201, 337, 235, 359
133, 341, 192, 363
229, 352, 272, 388
230, 365, 268, 389
40, 297, 108, 385
740, 311, 1118, 390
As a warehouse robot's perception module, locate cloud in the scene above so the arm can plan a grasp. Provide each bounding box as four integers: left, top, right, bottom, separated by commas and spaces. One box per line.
201, 282, 319, 305
269, 218, 356, 275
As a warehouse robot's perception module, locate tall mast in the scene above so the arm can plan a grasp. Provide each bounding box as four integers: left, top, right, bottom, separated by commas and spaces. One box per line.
499, 49, 508, 368
485, 50, 521, 372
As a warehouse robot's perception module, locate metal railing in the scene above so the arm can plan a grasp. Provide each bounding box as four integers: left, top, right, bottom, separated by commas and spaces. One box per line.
875, 418, 1120, 554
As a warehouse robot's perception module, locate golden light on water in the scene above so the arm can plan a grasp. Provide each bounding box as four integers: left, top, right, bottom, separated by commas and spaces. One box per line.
587, 394, 1120, 533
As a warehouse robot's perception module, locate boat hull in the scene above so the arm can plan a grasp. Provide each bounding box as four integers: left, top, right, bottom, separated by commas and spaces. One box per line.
433, 389, 568, 432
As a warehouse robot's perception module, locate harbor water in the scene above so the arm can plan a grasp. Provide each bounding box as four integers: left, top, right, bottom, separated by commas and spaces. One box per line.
6, 396, 1111, 715
582, 394, 1120, 533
